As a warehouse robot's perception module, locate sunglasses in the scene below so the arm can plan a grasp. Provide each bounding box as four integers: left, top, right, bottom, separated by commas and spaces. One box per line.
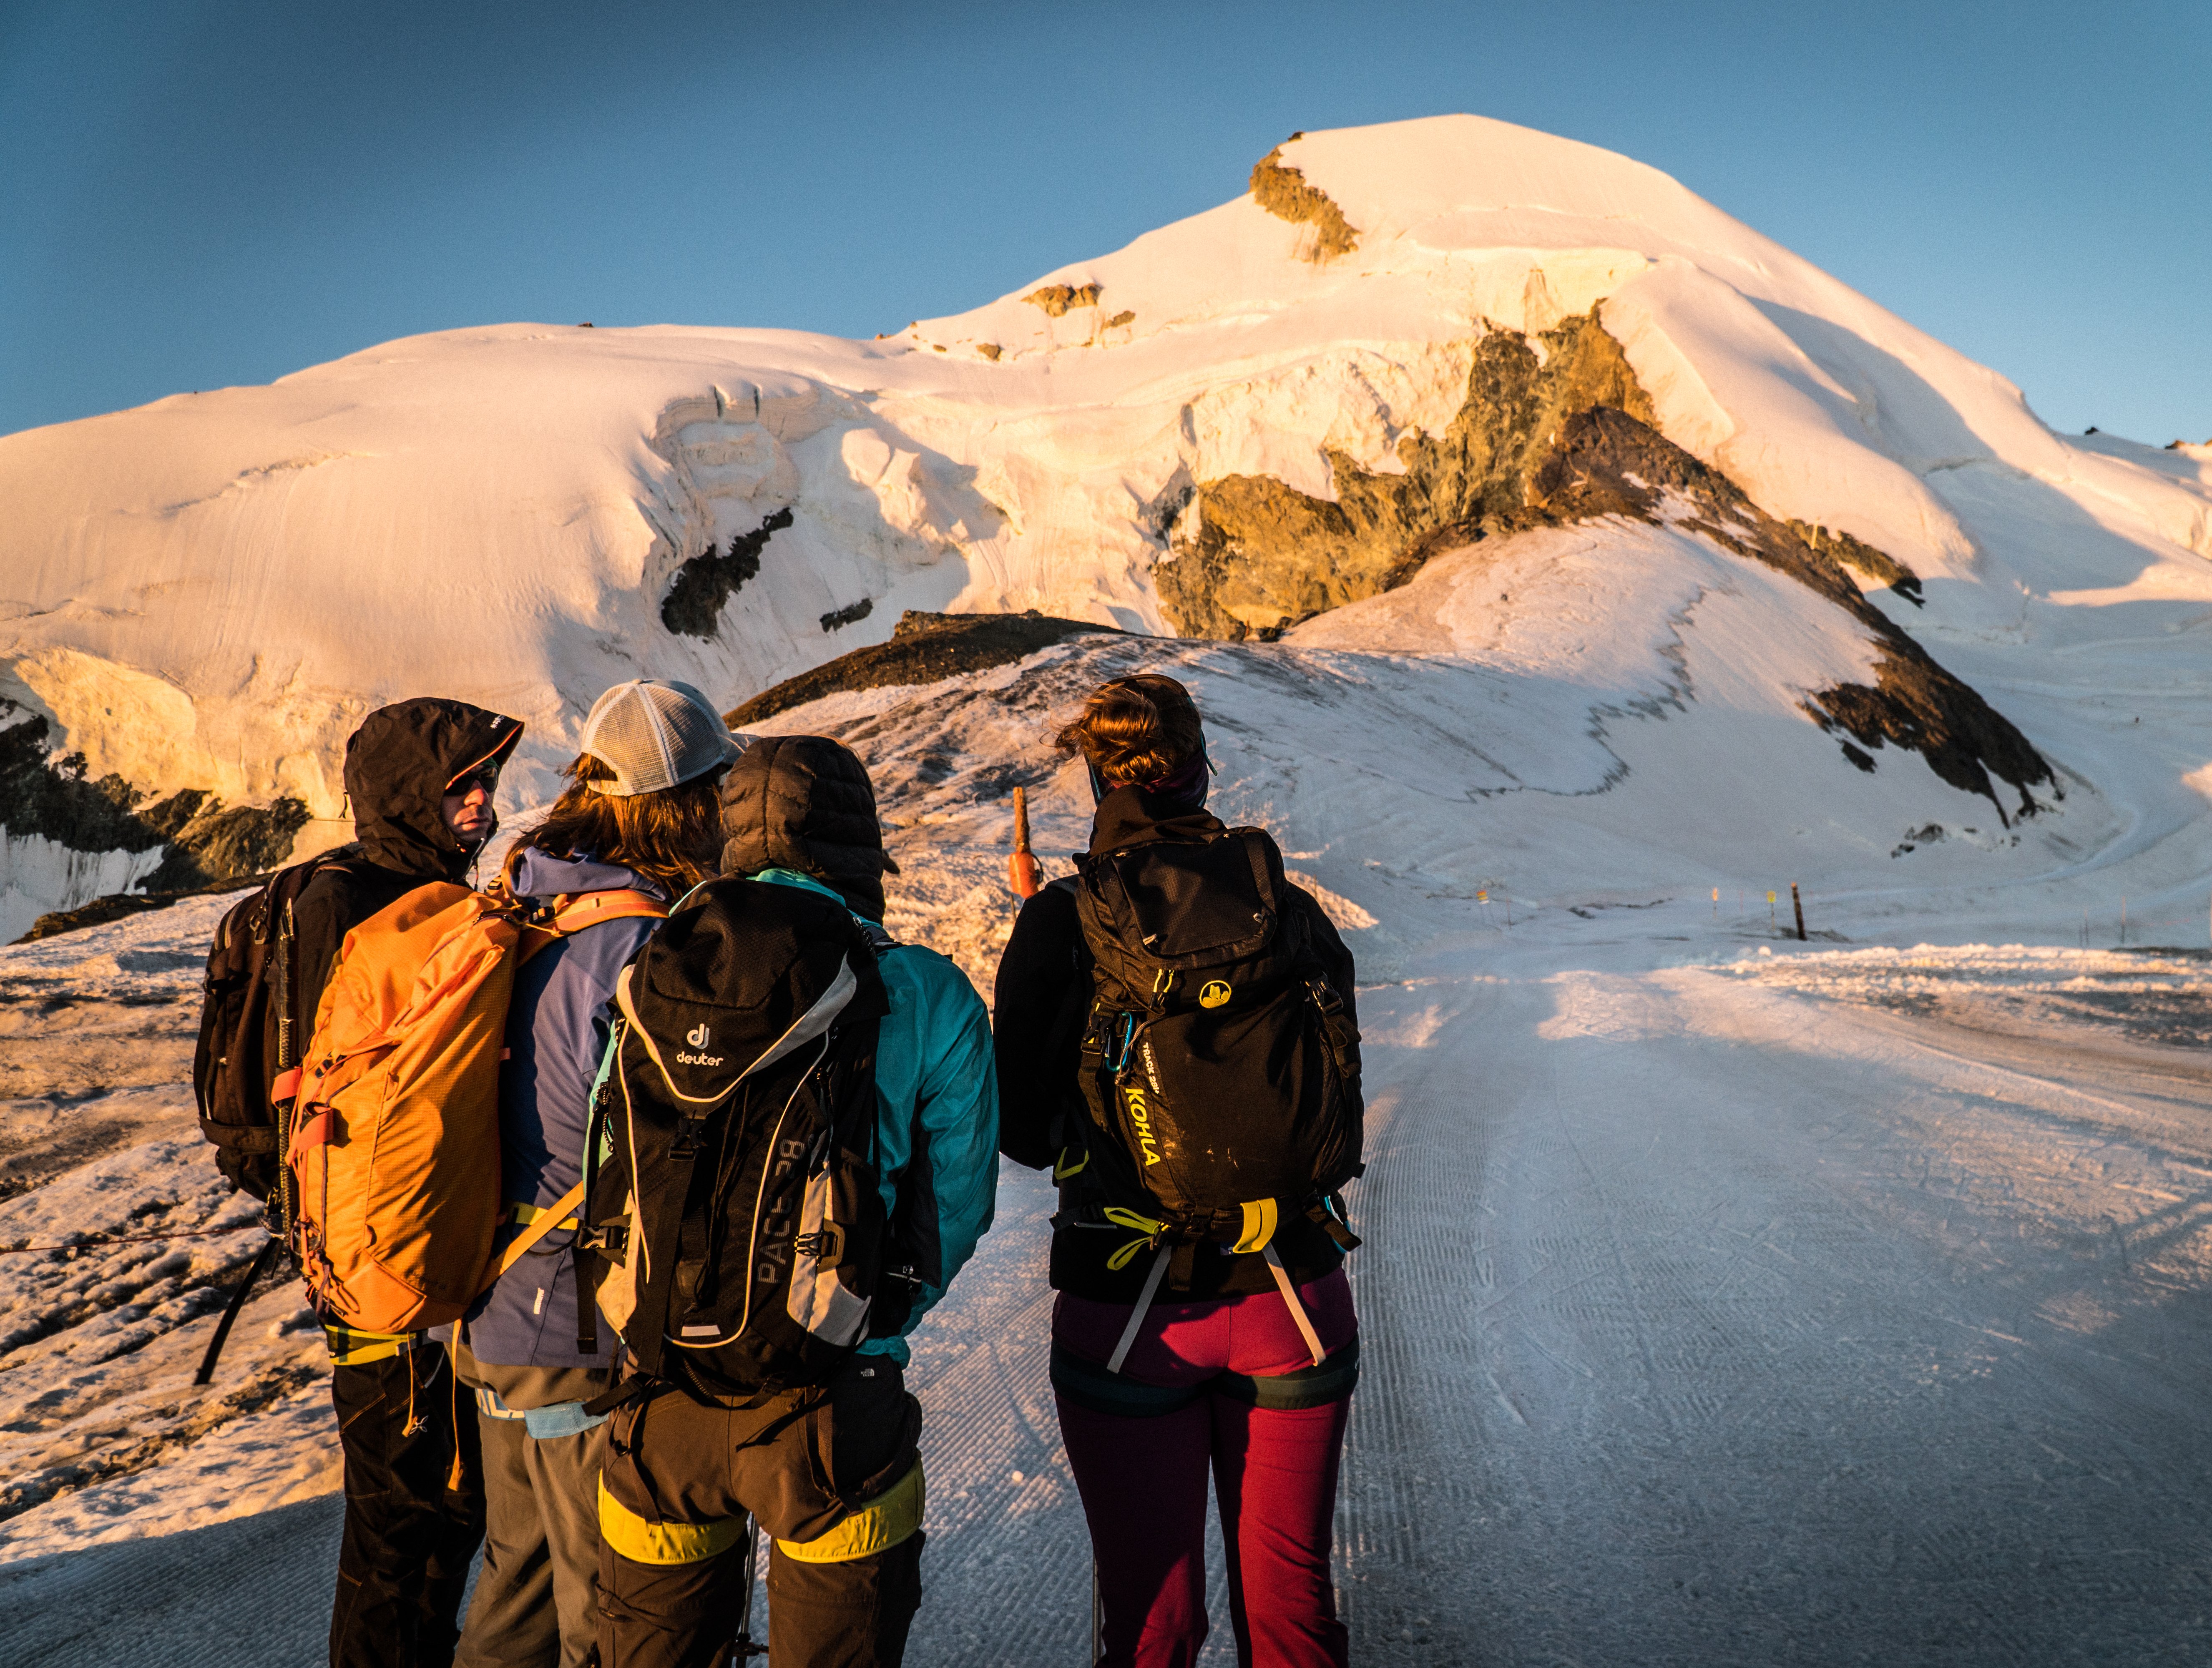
449, 761, 502, 796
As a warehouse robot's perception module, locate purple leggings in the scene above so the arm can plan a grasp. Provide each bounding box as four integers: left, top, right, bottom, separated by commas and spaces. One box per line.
1052, 1271, 1357, 1668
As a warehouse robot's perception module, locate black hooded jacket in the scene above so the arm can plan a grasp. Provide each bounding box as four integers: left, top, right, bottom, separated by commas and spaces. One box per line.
292, 698, 523, 1036
993, 783, 1360, 1303
719, 734, 900, 919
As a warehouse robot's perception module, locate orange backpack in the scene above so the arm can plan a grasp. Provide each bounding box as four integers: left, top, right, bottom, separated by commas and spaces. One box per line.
286, 882, 668, 1334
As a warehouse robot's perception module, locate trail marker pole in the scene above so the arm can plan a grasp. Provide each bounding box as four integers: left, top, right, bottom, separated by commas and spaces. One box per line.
1008, 786, 1043, 899
1767, 890, 1776, 929
1790, 882, 1807, 942
2122, 896, 2128, 947
1712, 887, 1719, 919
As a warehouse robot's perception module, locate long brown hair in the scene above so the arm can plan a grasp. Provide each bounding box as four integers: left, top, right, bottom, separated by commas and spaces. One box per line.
1054, 674, 1204, 786
504, 753, 726, 898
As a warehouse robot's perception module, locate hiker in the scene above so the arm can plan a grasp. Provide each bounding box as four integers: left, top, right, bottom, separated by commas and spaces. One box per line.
298, 698, 521, 1668
993, 674, 1365, 1668
451, 682, 740, 1668
590, 732, 999, 1668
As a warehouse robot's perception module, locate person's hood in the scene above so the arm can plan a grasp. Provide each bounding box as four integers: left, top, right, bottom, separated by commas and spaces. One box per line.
343, 698, 523, 881
508, 847, 668, 904
718, 734, 899, 920
1087, 784, 1226, 856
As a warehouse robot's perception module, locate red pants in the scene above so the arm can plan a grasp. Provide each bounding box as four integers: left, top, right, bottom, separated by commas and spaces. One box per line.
1052, 1272, 1357, 1668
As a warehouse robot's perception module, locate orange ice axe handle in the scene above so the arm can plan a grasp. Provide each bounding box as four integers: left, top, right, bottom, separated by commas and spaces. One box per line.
1008, 786, 1043, 899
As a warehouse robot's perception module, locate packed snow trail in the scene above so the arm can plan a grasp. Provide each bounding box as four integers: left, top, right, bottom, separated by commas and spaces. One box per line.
6, 937, 2209, 1662
1338, 950, 2212, 1665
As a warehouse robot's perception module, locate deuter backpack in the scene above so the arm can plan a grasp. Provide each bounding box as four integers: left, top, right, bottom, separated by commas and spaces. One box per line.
286, 881, 667, 1335
194, 855, 356, 1205
1070, 825, 1364, 1362
579, 878, 893, 1400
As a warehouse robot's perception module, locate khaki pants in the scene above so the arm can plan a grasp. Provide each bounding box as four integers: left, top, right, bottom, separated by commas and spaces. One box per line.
595, 1358, 925, 1668
455, 1408, 607, 1668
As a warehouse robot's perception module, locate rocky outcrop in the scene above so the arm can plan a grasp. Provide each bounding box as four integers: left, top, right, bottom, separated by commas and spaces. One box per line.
1, 712, 165, 859
1785, 520, 1923, 604
727, 610, 1124, 728
1158, 310, 1656, 638
1, 707, 312, 906
1152, 310, 2049, 821
1525, 407, 2051, 820
1249, 138, 1358, 261
661, 506, 795, 637
1024, 284, 1102, 317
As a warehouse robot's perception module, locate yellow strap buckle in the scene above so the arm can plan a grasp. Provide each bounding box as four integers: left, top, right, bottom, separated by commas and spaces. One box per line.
1231, 1198, 1279, 1255
1102, 1206, 1165, 1271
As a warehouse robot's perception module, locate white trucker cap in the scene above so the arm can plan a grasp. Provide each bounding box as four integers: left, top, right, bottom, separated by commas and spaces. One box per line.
576, 679, 747, 796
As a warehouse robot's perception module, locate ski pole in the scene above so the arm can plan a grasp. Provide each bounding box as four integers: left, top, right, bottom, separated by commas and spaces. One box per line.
730, 1514, 766, 1660
193, 1236, 284, 1385
1008, 786, 1043, 899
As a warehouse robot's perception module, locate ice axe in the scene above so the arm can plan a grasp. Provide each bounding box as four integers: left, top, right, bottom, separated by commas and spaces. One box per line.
1008, 785, 1043, 898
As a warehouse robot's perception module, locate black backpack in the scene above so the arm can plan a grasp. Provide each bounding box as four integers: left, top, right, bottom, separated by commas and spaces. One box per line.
193, 856, 352, 1206
1071, 826, 1363, 1252
583, 878, 895, 1398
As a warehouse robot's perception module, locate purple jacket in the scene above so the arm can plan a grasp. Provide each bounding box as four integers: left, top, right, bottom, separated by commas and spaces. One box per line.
459, 849, 664, 1369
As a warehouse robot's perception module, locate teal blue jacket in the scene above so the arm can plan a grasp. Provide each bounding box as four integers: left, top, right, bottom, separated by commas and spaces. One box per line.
752, 868, 999, 1365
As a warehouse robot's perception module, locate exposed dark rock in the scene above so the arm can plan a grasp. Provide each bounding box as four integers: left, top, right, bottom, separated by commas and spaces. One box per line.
1249, 142, 1358, 261
1025, 284, 1102, 318
1104, 310, 1135, 329
1149, 304, 2047, 818
1, 710, 165, 855
138, 796, 312, 892
821, 597, 875, 633
976, 344, 1003, 362
1784, 519, 1923, 605
1157, 310, 1656, 638
1526, 405, 2053, 820
660, 506, 794, 637
727, 610, 1125, 728
2, 704, 314, 902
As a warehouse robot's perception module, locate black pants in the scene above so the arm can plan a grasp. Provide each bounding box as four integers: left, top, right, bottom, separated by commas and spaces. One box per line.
596, 1358, 925, 1668
329, 1345, 488, 1668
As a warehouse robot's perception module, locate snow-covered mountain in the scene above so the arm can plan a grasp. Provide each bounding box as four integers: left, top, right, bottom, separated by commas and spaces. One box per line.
9, 119, 2212, 1658
3, 114, 2210, 943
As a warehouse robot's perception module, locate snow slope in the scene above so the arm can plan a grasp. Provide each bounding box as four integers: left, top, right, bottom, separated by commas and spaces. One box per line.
5, 648, 2211, 1664
4, 116, 2207, 907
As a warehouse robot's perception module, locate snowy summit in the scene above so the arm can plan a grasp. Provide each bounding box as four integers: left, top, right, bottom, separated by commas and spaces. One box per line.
4, 114, 2208, 942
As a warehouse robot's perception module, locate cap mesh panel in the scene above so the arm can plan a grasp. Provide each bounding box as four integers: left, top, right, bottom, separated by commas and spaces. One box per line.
579, 679, 742, 795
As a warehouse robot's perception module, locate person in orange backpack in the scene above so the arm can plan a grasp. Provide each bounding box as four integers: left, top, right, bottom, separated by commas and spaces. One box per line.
293, 697, 522, 1668
450, 681, 743, 1668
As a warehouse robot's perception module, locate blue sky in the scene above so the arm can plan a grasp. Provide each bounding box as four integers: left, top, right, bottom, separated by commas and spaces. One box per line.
3, 0, 2204, 444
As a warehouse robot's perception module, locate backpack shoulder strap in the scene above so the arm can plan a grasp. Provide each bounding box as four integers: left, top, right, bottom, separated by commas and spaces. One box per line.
478, 1176, 587, 1293
518, 889, 671, 965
